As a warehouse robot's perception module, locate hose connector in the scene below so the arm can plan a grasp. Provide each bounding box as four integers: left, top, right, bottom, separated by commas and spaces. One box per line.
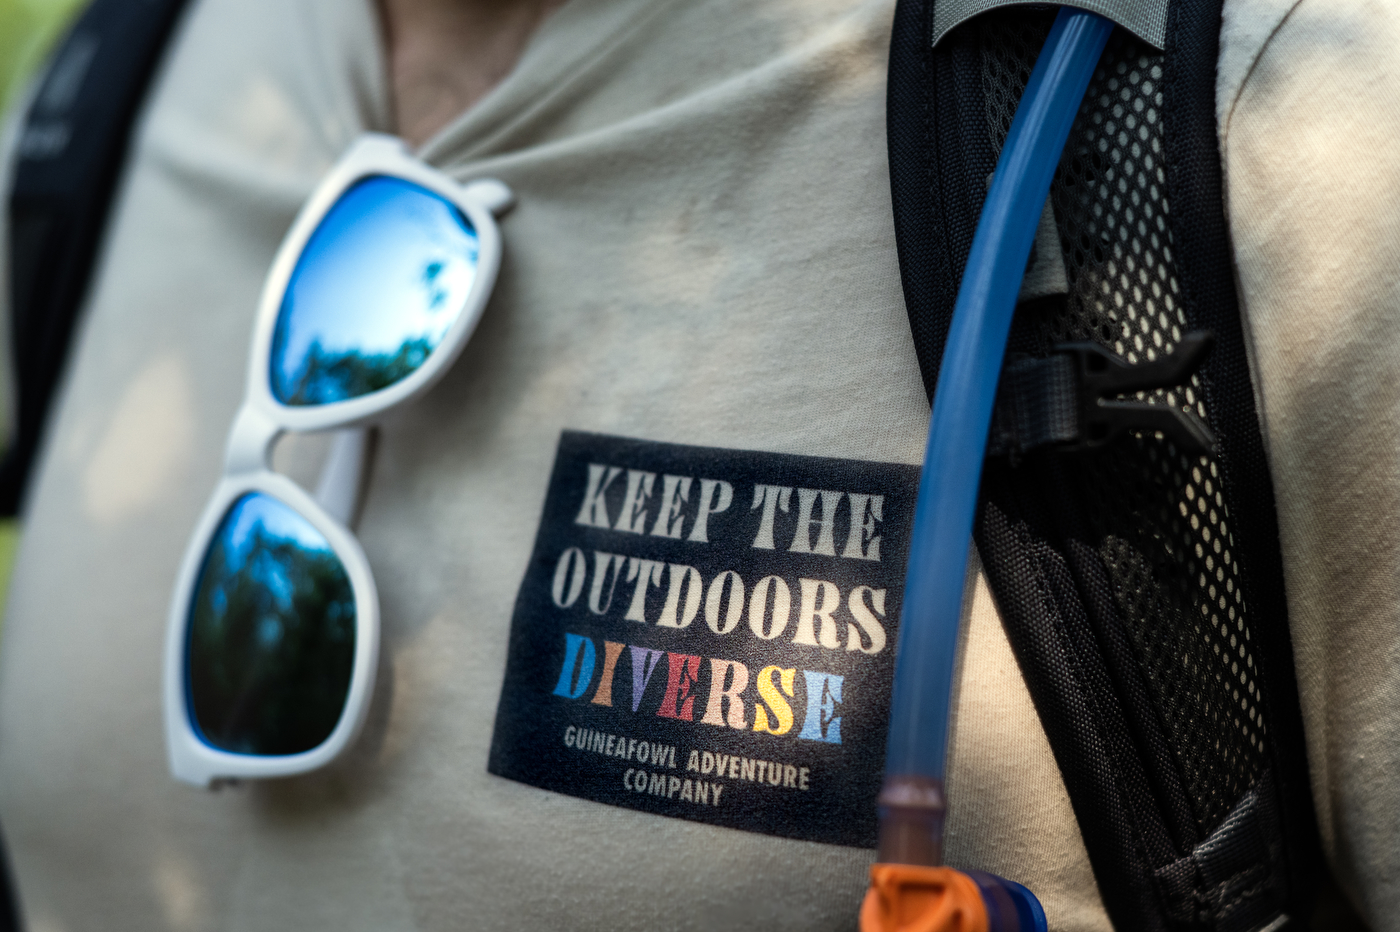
859, 863, 1047, 932
877, 774, 947, 866
865, 776, 1047, 931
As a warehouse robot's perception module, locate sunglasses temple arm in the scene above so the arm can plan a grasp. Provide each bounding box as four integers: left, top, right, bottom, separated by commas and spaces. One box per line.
314, 427, 374, 528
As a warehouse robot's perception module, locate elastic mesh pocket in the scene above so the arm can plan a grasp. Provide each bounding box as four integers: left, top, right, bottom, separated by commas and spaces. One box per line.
979, 20, 1265, 833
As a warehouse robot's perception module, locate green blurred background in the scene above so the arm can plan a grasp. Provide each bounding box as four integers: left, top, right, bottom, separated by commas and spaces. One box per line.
0, 0, 86, 606
0, 0, 83, 111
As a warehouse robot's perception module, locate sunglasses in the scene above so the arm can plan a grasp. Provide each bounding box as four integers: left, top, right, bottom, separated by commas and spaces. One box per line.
163, 135, 512, 785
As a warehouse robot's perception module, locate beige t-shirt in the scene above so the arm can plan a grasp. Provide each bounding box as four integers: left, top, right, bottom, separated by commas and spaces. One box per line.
0, 0, 1109, 929
1, 0, 1396, 928
1221, 0, 1400, 925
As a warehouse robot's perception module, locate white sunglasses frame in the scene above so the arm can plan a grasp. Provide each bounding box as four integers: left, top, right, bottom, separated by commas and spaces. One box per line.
164, 134, 512, 786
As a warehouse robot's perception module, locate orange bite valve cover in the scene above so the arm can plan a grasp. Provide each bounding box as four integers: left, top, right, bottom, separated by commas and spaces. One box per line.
860, 864, 990, 932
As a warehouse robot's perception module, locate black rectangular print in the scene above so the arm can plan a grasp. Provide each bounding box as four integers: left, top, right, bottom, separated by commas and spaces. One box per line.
488, 431, 919, 847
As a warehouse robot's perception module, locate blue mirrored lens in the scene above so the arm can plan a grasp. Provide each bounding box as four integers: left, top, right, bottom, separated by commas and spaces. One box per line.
270, 175, 480, 406
187, 492, 356, 756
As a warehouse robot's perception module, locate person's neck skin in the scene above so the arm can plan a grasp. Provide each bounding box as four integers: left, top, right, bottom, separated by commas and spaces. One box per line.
377, 0, 567, 147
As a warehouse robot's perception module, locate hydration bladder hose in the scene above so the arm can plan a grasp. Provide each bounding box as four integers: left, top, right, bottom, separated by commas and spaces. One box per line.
862, 9, 1114, 932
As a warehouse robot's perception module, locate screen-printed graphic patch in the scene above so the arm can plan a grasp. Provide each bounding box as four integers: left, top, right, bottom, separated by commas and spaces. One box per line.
488, 431, 919, 847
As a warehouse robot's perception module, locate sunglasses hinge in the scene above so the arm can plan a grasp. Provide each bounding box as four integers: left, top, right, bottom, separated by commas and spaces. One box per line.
223, 405, 281, 477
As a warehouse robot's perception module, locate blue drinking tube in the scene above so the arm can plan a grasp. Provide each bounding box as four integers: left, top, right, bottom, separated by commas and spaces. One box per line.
872, 0, 1113, 900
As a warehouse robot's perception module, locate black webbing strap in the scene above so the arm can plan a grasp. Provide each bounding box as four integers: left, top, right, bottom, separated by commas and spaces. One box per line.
0, 817, 14, 932
0, 0, 189, 918
1, 0, 190, 516
886, 1, 1324, 929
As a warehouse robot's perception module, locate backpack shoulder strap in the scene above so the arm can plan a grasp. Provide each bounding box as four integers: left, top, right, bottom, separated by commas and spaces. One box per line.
886, 2, 1324, 928
2, 0, 191, 515
0, 1, 190, 918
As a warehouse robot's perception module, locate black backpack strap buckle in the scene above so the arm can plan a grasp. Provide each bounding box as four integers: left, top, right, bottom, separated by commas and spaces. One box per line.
988, 330, 1217, 460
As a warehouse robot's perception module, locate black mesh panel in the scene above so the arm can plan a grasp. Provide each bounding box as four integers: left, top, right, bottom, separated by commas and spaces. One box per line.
981, 13, 1053, 152
980, 19, 1264, 838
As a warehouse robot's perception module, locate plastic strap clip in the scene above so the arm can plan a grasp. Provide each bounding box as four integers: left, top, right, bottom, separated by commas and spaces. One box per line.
987, 330, 1216, 459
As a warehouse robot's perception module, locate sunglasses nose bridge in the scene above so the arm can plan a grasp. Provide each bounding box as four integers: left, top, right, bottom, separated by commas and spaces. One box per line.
223, 405, 281, 476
